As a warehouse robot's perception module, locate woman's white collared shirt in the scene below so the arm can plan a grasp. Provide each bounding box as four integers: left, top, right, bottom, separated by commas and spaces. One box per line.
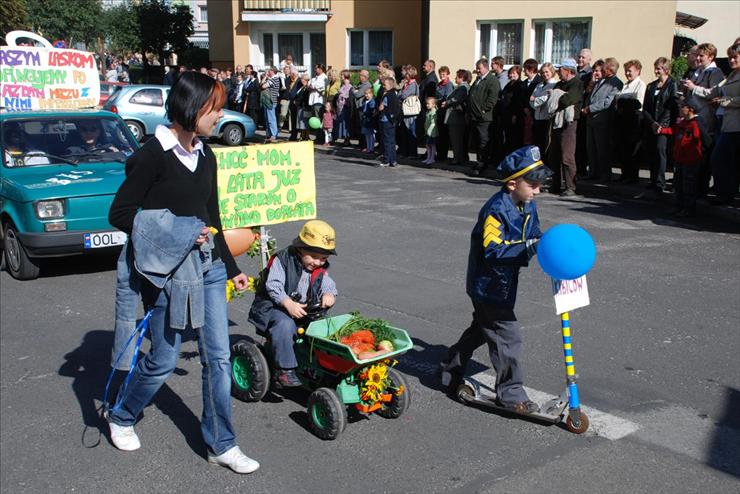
154, 125, 204, 172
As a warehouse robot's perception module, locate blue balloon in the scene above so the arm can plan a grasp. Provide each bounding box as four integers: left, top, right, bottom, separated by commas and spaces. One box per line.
537, 224, 596, 280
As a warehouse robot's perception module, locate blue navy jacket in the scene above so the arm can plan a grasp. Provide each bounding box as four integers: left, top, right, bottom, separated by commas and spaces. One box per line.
466, 189, 542, 308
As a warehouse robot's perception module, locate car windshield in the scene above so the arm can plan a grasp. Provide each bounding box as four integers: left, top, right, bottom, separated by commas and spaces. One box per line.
1, 116, 137, 167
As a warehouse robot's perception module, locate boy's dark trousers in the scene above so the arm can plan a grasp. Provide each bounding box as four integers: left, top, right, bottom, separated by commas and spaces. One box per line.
440, 302, 528, 406
674, 163, 698, 212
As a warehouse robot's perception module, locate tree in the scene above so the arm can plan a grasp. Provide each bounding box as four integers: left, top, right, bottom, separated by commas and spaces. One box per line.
26, 0, 102, 47
136, 0, 193, 64
102, 2, 140, 55
0, 0, 30, 39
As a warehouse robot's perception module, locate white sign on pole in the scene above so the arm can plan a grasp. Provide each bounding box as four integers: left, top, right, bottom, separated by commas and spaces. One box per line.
551, 275, 590, 314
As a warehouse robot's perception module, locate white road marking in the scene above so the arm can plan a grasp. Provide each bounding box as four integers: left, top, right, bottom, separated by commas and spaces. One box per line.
470, 371, 641, 440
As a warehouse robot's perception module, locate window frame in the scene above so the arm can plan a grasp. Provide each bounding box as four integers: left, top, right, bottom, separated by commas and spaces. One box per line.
128, 88, 164, 107
476, 20, 524, 67
530, 17, 592, 64
346, 29, 393, 69
199, 6, 208, 23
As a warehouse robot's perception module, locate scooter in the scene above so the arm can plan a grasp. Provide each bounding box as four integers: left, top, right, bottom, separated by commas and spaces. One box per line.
455, 311, 589, 434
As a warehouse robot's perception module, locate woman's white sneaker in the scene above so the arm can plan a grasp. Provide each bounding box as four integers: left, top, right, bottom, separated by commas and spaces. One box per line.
208, 446, 260, 474
105, 412, 141, 451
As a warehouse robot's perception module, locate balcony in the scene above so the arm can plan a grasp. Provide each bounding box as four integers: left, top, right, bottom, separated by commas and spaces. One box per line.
243, 0, 330, 11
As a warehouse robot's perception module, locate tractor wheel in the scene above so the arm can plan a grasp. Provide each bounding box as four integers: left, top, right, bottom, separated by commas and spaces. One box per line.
307, 387, 347, 440
377, 368, 410, 419
230, 339, 270, 402
566, 411, 590, 434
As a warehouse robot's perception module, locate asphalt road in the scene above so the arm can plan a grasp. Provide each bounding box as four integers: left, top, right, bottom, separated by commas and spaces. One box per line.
1, 151, 739, 494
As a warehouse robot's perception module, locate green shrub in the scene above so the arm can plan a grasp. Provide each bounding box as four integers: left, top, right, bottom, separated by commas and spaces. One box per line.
670, 56, 688, 81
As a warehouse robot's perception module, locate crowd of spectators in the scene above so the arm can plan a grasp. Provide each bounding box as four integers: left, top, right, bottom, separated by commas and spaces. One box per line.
162, 39, 740, 213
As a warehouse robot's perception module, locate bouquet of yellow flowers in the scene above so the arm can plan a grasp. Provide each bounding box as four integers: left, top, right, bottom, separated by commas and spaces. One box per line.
357, 359, 404, 405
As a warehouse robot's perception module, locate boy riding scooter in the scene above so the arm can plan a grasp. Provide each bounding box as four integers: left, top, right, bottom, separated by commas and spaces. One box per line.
440, 146, 551, 413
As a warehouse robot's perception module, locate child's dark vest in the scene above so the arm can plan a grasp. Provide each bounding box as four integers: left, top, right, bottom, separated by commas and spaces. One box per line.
248, 246, 328, 336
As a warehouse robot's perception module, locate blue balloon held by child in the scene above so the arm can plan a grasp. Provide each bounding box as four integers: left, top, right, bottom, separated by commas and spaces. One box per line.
537, 224, 596, 280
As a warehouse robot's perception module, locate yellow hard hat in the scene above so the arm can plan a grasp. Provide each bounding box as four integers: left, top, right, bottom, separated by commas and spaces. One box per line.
292, 220, 337, 255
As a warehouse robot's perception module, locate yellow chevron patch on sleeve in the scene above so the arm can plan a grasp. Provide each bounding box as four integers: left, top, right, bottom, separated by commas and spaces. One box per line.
483, 231, 503, 247
484, 215, 501, 229
483, 215, 503, 247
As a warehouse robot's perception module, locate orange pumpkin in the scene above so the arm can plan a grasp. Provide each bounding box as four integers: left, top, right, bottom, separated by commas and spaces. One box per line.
222, 228, 258, 257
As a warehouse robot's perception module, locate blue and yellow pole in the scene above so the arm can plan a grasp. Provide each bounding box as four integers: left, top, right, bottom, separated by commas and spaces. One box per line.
560, 312, 580, 411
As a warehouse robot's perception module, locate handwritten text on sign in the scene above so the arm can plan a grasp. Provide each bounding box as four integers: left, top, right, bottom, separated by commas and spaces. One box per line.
216, 141, 317, 229
551, 275, 590, 315
0, 46, 100, 111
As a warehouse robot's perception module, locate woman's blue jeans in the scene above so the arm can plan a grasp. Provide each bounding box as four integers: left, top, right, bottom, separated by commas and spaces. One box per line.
109, 260, 236, 455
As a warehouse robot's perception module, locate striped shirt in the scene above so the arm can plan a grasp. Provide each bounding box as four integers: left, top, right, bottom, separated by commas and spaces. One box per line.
264, 75, 281, 105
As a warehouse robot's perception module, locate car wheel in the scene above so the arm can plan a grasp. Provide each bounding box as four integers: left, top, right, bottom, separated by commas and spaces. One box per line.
221, 123, 244, 146
2, 222, 41, 280
125, 120, 144, 142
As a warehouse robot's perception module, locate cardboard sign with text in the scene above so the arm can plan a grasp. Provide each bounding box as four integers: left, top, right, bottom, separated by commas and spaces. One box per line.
215, 141, 316, 229
1, 31, 100, 111
551, 275, 590, 314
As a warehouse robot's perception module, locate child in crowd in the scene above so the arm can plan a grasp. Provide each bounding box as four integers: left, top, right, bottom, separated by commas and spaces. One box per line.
440, 146, 552, 413
655, 100, 710, 217
422, 97, 439, 165
248, 220, 338, 388
361, 88, 376, 153
377, 77, 400, 167
322, 101, 335, 146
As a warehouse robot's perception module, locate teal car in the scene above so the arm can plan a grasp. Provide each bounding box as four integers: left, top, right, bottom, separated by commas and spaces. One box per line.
1, 110, 139, 280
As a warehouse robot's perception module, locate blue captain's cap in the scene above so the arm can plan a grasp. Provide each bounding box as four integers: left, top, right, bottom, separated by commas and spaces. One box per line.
496, 145, 553, 183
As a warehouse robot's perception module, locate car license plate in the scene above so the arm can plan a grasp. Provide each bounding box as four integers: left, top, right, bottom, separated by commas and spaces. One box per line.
84, 231, 127, 249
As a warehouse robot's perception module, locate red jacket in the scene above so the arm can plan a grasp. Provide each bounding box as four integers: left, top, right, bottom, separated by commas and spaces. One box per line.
659, 117, 703, 166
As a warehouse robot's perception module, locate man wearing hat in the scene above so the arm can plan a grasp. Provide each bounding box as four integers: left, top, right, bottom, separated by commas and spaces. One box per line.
441, 146, 551, 413
248, 220, 338, 388
549, 58, 584, 196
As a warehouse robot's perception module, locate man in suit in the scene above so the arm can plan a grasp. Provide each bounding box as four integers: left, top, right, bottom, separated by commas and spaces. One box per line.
583, 57, 623, 181
242, 65, 260, 126
468, 58, 502, 176
229, 73, 246, 112
575, 49, 593, 176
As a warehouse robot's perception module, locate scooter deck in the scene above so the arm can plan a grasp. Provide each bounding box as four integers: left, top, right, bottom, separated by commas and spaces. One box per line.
458, 377, 568, 423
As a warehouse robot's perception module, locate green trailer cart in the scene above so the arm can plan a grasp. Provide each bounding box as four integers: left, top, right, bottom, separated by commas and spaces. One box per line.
230, 313, 413, 440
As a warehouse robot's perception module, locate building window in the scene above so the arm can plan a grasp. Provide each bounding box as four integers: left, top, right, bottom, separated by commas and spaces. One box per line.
347, 30, 392, 67
310, 33, 326, 68
263, 33, 274, 66
278, 34, 304, 65
199, 6, 207, 23
533, 19, 590, 63
478, 21, 523, 65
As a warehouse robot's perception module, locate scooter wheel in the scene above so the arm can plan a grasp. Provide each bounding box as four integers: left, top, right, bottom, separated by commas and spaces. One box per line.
566, 411, 590, 434
456, 383, 476, 403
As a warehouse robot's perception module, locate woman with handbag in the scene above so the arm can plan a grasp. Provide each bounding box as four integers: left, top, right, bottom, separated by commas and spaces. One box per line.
398, 65, 420, 158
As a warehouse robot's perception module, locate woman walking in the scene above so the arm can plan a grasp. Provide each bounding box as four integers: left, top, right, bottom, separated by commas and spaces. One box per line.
106, 72, 259, 474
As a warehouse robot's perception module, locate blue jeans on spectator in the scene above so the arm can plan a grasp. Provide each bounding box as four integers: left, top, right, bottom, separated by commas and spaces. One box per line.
109, 260, 236, 456
264, 105, 278, 139
266, 308, 299, 369
381, 121, 397, 164
362, 128, 375, 151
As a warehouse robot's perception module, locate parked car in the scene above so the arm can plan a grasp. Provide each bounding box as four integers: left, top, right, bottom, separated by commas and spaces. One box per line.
1, 110, 139, 280
103, 84, 256, 145
99, 81, 129, 107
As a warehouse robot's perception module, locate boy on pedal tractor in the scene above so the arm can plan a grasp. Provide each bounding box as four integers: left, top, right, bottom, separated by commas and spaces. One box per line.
248, 220, 338, 388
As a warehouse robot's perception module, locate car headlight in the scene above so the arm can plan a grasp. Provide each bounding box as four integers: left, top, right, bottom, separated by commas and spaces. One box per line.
35, 200, 65, 219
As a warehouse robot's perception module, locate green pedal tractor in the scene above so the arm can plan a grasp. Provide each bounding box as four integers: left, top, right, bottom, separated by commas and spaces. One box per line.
230, 312, 413, 440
